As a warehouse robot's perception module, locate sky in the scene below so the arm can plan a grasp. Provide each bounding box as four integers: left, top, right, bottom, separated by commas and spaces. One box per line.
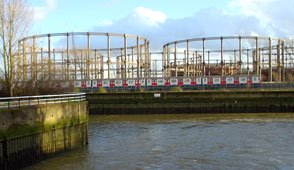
28, 0, 294, 50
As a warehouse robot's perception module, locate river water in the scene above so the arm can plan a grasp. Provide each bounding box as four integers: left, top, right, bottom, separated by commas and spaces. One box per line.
27, 114, 294, 170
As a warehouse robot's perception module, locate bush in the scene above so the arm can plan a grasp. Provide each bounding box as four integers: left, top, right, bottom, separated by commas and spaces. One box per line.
98, 87, 108, 93
170, 86, 183, 92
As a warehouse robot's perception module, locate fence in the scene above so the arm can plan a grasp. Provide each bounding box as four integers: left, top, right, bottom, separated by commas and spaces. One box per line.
0, 93, 86, 109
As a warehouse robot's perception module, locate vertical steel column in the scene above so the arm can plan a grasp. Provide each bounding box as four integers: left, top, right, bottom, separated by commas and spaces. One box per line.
87, 32, 91, 79
101, 54, 104, 79
61, 52, 64, 80
268, 38, 273, 82
174, 42, 177, 77
167, 46, 170, 77
128, 54, 130, 78
186, 40, 189, 76
281, 40, 285, 82
277, 39, 281, 82
195, 51, 198, 76
53, 49, 56, 80
255, 37, 260, 75
48, 34, 51, 80
17, 41, 21, 80
107, 33, 111, 79
94, 50, 97, 79
239, 37, 242, 74
41, 48, 44, 80
137, 36, 140, 78
193, 53, 195, 76
66, 33, 70, 80
208, 51, 210, 76
247, 49, 249, 75
79, 51, 82, 79
120, 48, 123, 78
22, 40, 27, 81
32, 37, 36, 81
131, 47, 134, 78
221, 37, 224, 76
202, 38, 205, 76
162, 46, 166, 78
124, 34, 127, 79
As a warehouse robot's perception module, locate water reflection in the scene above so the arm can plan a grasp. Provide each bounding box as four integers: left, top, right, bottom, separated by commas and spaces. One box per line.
27, 113, 294, 170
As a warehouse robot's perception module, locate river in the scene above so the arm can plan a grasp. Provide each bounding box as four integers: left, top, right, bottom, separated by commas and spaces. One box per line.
27, 114, 294, 170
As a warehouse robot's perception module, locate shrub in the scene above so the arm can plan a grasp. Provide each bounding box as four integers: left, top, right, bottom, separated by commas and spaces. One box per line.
170, 86, 183, 92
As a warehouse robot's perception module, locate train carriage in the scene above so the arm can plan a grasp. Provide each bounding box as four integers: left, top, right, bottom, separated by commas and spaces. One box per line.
74, 81, 81, 88
212, 77, 221, 88
239, 76, 248, 88
252, 75, 261, 87
226, 77, 234, 88
115, 79, 123, 88
170, 78, 178, 86
102, 80, 110, 87
140, 79, 146, 87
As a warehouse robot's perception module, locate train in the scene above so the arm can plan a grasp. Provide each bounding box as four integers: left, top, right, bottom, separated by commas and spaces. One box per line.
74, 75, 261, 90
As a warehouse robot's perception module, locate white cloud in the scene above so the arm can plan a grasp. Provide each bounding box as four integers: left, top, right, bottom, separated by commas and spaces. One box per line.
132, 7, 167, 27
91, 1, 294, 50
32, 0, 57, 21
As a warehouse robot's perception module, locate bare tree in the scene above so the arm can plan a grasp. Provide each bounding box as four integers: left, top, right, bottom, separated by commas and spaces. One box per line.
0, 0, 31, 96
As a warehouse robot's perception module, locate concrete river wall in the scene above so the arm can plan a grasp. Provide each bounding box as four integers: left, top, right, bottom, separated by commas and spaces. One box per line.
87, 90, 294, 114
0, 97, 88, 169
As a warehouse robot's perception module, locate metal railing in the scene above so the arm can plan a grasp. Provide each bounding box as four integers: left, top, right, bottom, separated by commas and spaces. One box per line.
0, 93, 86, 109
